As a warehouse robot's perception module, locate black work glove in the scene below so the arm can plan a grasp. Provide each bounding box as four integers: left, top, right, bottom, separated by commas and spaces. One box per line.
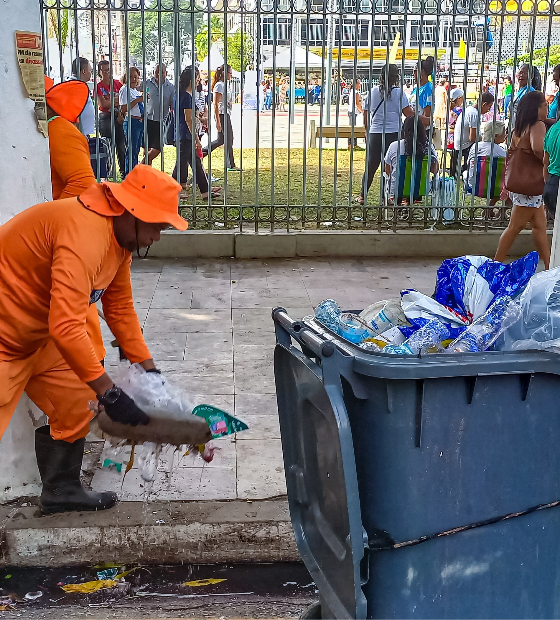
98, 386, 150, 426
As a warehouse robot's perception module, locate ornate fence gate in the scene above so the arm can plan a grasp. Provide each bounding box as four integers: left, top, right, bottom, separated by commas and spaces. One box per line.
41, 0, 560, 231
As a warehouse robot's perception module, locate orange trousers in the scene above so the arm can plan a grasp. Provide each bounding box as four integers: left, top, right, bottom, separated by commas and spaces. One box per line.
0, 339, 95, 443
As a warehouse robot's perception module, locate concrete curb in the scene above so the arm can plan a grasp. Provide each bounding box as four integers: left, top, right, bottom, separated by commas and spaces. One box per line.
150, 229, 547, 259
0, 499, 298, 567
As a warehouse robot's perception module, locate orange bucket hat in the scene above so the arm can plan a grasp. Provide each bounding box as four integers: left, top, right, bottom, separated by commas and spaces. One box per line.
103, 165, 188, 231
44, 77, 90, 123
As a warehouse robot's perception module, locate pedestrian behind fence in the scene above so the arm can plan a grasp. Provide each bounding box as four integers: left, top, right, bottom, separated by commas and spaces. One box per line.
69, 56, 95, 137
347, 78, 363, 150
453, 92, 494, 177
96, 60, 126, 178
465, 120, 507, 205
409, 56, 435, 128
384, 116, 439, 205
203, 64, 240, 172
357, 64, 418, 205
144, 63, 175, 165
547, 64, 560, 122
119, 66, 145, 177
172, 67, 221, 203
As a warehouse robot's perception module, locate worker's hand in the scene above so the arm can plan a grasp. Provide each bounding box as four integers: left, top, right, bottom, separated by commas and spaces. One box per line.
98, 387, 150, 426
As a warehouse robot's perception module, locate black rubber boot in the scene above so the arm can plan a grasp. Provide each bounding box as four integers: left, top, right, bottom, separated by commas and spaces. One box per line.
35, 426, 118, 515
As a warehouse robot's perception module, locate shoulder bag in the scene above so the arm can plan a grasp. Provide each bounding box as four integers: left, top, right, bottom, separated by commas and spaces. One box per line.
505, 136, 545, 196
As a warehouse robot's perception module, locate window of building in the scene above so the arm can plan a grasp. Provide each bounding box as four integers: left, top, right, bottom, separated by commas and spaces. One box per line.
371, 20, 405, 45
261, 16, 292, 43
301, 18, 326, 44
409, 22, 438, 46
330, 18, 372, 45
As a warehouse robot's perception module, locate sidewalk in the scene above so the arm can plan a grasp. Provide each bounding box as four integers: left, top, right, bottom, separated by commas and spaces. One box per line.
0, 256, 442, 567
93, 256, 441, 503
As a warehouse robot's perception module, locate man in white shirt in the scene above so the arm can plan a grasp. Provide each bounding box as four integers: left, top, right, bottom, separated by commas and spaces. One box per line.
70, 57, 95, 137
347, 78, 363, 150
465, 120, 507, 203
453, 91, 494, 176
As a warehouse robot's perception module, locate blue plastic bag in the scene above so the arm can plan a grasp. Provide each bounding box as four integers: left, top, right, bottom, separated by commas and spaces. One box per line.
433, 252, 538, 322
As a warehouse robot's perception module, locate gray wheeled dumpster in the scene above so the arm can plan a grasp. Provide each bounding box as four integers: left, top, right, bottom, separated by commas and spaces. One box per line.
273, 307, 560, 619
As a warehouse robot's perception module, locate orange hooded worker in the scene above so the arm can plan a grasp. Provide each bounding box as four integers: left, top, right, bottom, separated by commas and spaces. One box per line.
45, 76, 96, 199
0, 165, 187, 514
45, 75, 108, 366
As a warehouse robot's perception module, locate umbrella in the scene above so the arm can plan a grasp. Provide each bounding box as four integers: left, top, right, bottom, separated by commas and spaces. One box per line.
263, 45, 324, 69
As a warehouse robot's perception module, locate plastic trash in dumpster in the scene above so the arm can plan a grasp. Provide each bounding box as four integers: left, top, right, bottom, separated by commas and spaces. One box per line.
434, 252, 538, 321
496, 267, 560, 352
314, 253, 543, 355
446, 297, 522, 353
382, 318, 449, 355
273, 305, 560, 619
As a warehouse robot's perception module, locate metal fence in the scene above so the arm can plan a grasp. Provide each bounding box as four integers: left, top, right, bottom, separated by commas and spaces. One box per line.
41, 0, 560, 231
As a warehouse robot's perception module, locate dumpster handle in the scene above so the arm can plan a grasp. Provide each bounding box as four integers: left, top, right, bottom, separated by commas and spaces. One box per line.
272, 307, 331, 358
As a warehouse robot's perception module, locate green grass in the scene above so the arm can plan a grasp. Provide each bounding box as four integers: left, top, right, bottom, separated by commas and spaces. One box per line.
148, 145, 505, 231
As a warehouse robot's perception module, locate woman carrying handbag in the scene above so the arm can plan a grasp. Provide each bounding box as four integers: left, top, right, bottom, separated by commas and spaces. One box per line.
495, 91, 550, 269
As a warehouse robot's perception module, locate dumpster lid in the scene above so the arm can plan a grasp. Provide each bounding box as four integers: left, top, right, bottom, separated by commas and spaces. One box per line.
274, 342, 367, 619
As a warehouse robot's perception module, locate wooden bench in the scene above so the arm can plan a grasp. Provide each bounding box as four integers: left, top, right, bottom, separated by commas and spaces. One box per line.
308, 120, 367, 148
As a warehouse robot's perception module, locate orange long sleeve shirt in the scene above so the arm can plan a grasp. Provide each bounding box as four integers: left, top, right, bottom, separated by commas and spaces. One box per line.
0, 185, 151, 384
48, 116, 96, 200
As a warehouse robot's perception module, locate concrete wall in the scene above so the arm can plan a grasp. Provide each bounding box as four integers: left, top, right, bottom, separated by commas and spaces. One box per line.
150, 229, 544, 259
0, 0, 52, 501
0, 0, 51, 223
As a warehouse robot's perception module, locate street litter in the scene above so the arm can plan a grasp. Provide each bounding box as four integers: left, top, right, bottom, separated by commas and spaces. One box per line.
23, 591, 43, 600
313, 252, 560, 356
136, 591, 253, 598
184, 578, 227, 587
90, 364, 248, 482
61, 580, 118, 594
96, 568, 118, 580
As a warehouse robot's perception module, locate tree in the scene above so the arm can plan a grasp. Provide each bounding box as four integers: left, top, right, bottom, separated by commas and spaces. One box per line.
47, 8, 69, 50
127, 8, 202, 64
195, 15, 226, 61
503, 45, 560, 68
226, 30, 254, 72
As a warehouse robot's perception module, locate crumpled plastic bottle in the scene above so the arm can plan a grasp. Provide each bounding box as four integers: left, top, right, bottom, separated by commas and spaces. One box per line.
446, 297, 522, 353
339, 313, 375, 343
315, 299, 342, 332
383, 319, 450, 355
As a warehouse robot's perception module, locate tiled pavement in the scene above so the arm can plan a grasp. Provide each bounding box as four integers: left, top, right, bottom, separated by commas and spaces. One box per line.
90, 256, 442, 502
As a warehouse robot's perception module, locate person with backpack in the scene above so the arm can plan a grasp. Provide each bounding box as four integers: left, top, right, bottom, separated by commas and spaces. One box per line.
357, 64, 419, 205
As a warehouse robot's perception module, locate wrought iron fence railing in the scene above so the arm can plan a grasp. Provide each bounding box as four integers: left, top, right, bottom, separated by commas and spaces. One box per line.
41, 0, 560, 231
